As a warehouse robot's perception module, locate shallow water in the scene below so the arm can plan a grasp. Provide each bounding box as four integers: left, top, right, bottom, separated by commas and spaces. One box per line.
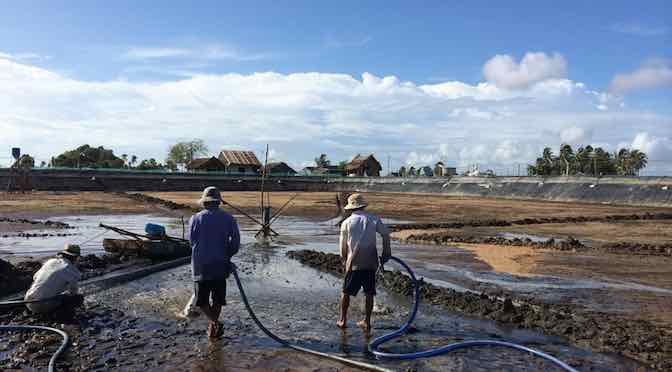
84, 215, 641, 371
1, 213, 656, 370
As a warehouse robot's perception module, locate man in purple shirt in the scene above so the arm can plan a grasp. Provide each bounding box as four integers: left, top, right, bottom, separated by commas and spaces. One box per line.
189, 186, 240, 339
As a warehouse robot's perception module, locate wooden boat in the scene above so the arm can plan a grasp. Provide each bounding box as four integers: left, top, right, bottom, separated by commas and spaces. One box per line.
99, 223, 190, 259
102, 238, 190, 259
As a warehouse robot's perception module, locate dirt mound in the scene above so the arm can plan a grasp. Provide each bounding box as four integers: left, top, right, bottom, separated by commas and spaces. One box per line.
389, 212, 672, 232
403, 232, 672, 257
403, 233, 588, 252
115, 192, 197, 212
1, 232, 78, 239
0, 259, 33, 297
0, 217, 72, 229
602, 242, 672, 256
286, 249, 672, 370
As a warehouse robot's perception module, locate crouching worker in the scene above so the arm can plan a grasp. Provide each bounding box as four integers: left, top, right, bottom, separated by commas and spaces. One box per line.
24, 244, 83, 314
190, 186, 240, 339
337, 193, 391, 332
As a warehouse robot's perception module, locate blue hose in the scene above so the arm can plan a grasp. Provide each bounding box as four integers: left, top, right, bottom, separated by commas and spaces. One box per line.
368, 256, 579, 372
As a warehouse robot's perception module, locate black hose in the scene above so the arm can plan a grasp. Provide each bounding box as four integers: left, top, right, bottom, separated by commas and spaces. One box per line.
0, 325, 69, 372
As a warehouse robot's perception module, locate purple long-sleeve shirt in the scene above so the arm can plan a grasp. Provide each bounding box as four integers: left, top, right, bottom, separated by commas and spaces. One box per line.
189, 207, 240, 281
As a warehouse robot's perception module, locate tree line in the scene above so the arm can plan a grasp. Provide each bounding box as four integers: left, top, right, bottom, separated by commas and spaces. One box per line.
527, 144, 648, 176
26, 140, 210, 171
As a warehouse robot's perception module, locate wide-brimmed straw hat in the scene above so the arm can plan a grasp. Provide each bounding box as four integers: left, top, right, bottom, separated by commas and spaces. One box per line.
199, 186, 221, 205
59, 244, 81, 258
344, 193, 367, 210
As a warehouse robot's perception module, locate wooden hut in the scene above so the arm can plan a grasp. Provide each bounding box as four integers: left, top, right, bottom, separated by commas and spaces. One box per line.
218, 150, 261, 174
186, 157, 226, 172
344, 154, 382, 177
263, 162, 296, 175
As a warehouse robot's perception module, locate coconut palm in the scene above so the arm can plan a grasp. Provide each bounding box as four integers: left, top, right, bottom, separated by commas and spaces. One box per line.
629, 150, 648, 175
559, 144, 574, 176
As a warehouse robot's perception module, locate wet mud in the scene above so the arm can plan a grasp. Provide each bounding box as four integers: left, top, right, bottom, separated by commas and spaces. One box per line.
0, 217, 72, 231
286, 249, 672, 370
389, 212, 672, 232
0, 254, 155, 298
116, 192, 198, 212
402, 233, 672, 257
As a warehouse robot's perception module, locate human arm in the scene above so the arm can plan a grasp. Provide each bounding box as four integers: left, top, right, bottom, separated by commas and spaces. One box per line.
377, 220, 391, 264
188, 215, 198, 247
228, 217, 240, 258
339, 222, 348, 267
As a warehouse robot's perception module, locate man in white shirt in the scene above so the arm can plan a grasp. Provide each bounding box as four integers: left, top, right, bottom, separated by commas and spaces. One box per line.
337, 193, 391, 332
24, 244, 83, 314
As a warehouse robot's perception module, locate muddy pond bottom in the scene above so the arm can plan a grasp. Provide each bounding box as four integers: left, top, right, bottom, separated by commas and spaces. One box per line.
88, 235, 641, 371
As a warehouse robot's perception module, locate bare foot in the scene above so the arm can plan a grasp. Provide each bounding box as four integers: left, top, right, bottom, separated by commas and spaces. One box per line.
336, 320, 347, 329
357, 320, 371, 332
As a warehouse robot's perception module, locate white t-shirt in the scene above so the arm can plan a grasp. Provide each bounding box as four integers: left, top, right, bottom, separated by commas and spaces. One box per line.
340, 210, 391, 271
24, 257, 81, 302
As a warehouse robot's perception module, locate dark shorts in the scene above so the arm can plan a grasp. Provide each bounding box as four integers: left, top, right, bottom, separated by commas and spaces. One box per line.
343, 270, 376, 296
195, 280, 227, 307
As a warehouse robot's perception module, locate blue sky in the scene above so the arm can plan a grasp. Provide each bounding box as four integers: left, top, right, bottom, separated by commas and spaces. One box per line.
0, 1, 670, 173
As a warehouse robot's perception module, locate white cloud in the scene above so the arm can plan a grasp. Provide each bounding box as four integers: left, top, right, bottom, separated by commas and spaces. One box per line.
0, 55, 670, 174
610, 23, 669, 37
0, 51, 51, 61
631, 132, 672, 158
482, 52, 567, 90
123, 47, 191, 59
123, 44, 269, 62
610, 59, 672, 95
560, 126, 592, 144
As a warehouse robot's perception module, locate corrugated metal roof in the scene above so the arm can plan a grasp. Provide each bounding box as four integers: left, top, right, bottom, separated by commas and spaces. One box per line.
218, 150, 261, 166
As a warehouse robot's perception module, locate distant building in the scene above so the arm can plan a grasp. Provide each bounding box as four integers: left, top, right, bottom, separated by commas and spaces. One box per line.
263, 162, 296, 175
301, 165, 343, 176
344, 154, 382, 177
218, 150, 261, 174
418, 166, 434, 177
433, 161, 457, 177
186, 157, 227, 172
434, 162, 445, 177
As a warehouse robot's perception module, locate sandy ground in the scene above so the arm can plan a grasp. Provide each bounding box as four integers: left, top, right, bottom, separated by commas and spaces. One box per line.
450, 243, 542, 277
147, 191, 672, 222
393, 220, 672, 245
0, 192, 154, 218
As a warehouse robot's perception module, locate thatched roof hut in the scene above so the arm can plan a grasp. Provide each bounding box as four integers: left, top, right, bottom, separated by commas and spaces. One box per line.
263, 162, 296, 175
344, 154, 382, 177
186, 157, 226, 172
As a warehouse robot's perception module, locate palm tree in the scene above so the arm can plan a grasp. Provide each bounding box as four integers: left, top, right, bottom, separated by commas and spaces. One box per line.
615, 148, 631, 175
629, 150, 648, 175
559, 144, 574, 176
314, 154, 330, 168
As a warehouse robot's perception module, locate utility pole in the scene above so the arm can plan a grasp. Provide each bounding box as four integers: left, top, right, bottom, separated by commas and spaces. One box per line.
387, 154, 391, 176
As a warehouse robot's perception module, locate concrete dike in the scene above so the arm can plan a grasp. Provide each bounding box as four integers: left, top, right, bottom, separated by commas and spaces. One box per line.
2, 168, 672, 207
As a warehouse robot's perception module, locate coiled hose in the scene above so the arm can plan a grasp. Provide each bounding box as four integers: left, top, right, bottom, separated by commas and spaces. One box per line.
368, 256, 579, 371
0, 325, 69, 372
